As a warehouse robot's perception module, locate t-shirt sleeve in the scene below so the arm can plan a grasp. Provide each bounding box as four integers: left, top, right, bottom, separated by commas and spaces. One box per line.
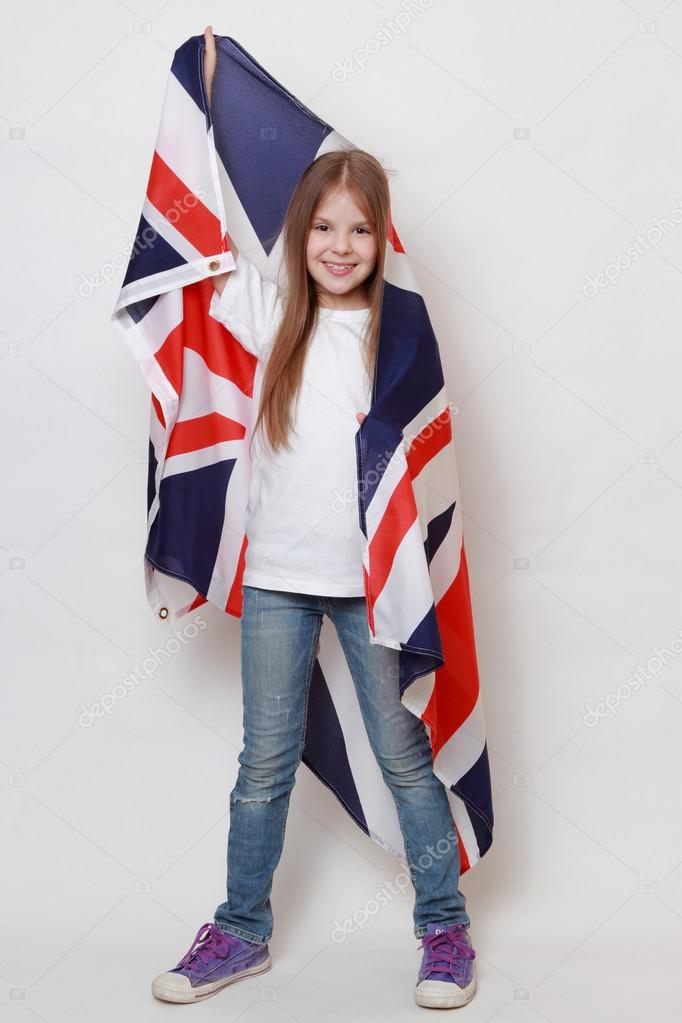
208, 252, 283, 359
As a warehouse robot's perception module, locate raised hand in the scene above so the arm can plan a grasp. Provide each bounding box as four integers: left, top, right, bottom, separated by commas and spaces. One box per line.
203, 25, 217, 107
202, 23, 234, 293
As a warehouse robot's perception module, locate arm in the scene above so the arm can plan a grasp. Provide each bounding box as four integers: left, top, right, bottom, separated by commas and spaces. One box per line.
208, 249, 282, 360
204, 25, 239, 297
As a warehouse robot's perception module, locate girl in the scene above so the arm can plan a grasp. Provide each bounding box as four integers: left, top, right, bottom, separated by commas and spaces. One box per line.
151, 26, 477, 1011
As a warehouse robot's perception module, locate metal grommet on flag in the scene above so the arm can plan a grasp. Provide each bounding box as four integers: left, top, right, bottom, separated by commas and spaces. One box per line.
207, 258, 220, 271
158, 606, 169, 620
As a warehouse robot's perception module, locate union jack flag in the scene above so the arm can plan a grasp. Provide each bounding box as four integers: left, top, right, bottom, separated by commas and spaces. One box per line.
111, 34, 493, 873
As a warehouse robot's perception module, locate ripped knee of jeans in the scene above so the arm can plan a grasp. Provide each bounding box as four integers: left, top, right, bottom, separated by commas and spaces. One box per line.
231, 793, 274, 804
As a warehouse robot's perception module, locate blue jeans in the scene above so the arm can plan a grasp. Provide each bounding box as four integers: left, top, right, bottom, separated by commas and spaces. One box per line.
214, 586, 469, 944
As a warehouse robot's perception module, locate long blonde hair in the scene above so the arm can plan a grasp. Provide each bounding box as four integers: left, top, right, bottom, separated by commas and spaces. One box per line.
253, 148, 391, 455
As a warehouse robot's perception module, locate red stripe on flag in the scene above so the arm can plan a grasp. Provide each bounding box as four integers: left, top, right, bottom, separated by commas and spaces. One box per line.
151, 393, 166, 430
185, 280, 259, 398
362, 563, 376, 636
186, 591, 208, 613
153, 281, 259, 402
367, 468, 417, 601
167, 411, 246, 458
405, 407, 452, 480
387, 221, 405, 254
458, 831, 471, 874
147, 150, 224, 255
226, 534, 249, 618
154, 318, 184, 397
423, 542, 480, 760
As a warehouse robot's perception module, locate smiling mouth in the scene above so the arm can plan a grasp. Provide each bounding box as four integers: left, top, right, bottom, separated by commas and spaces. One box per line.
322, 261, 357, 275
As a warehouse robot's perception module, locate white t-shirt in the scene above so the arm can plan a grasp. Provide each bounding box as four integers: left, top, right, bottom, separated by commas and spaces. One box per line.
208, 253, 373, 597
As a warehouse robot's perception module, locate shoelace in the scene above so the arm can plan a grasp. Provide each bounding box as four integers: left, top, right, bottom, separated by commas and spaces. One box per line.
419, 925, 476, 979
175, 922, 235, 970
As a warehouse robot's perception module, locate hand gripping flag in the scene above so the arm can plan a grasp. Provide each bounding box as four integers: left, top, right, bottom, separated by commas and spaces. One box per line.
111, 35, 493, 873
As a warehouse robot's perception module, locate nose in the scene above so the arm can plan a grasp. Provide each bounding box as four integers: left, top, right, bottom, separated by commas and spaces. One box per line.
331, 236, 352, 256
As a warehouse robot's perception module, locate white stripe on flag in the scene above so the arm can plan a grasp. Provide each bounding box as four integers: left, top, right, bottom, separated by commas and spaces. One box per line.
402, 386, 450, 451
436, 691, 487, 782
383, 241, 420, 294
446, 793, 480, 867
317, 626, 406, 859
370, 517, 435, 648
157, 73, 224, 222
141, 197, 204, 266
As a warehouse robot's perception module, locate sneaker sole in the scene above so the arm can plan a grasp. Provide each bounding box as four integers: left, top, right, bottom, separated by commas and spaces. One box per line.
152, 954, 272, 1003
414, 972, 477, 1009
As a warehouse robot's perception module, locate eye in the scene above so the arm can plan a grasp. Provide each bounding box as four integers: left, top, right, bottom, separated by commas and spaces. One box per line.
313, 224, 370, 233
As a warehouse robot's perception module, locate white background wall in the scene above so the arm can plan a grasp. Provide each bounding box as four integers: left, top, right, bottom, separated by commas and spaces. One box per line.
2, 1, 681, 1020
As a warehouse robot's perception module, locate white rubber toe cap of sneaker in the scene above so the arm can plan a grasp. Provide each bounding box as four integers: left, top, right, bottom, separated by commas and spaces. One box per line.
415, 971, 477, 1009
152, 971, 200, 1003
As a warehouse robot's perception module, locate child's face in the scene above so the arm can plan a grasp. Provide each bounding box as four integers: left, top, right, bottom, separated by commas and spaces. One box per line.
306, 187, 378, 307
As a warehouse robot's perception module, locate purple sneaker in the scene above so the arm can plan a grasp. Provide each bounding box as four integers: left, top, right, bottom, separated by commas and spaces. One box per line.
151, 921, 271, 1003
414, 921, 477, 1009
